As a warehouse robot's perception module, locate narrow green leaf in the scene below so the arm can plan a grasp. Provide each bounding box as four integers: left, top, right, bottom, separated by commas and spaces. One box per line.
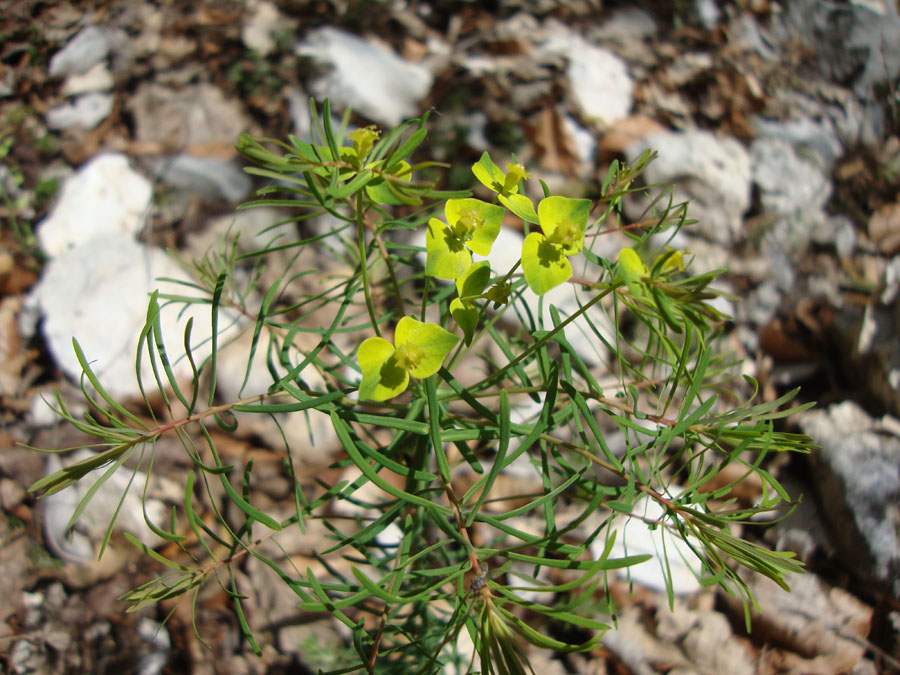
123, 532, 192, 571
331, 411, 452, 516
219, 471, 282, 531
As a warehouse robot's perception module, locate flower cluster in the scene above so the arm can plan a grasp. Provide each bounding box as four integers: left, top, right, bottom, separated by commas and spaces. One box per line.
357, 151, 596, 401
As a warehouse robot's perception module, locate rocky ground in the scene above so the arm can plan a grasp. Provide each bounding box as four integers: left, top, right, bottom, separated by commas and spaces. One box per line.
1, 0, 900, 672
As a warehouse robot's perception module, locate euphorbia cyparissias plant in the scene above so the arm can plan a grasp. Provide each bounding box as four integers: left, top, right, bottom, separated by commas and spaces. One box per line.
357, 316, 459, 402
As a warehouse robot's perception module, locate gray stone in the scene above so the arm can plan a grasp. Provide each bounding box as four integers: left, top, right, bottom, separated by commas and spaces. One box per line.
625, 130, 751, 245
0, 66, 14, 98
751, 135, 833, 258
593, 7, 658, 44
854, 277, 900, 416
151, 154, 252, 202
780, 0, 900, 97
727, 13, 780, 61
49, 25, 113, 78
129, 82, 251, 148
797, 401, 900, 599
60, 62, 114, 97
46, 92, 114, 131
752, 115, 845, 170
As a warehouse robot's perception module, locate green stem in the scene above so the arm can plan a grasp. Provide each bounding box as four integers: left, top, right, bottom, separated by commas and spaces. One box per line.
446, 260, 522, 371
356, 192, 382, 337
420, 275, 430, 322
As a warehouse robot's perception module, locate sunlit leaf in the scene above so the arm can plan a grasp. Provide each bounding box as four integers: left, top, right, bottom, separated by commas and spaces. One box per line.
357, 318, 458, 401
456, 260, 492, 299
425, 217, 472, 280
537, 196, 590, 256
393, 316, 459, 378
499, 193, 538, 224
472, 151, 506, 194
521, 232, 572, 295
445, 198, 504, 256
616, 247, 648, 297
365, 159, 413, 205
451, 298, 479, 346
357, 337, 408, 402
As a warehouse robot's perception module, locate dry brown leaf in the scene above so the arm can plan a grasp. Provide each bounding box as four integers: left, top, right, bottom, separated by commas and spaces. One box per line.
0, 296, 29, 398
525, 107, 581, 176
599, 114, 667, 154
723, 572, 873, 674
868, 201, 900, 255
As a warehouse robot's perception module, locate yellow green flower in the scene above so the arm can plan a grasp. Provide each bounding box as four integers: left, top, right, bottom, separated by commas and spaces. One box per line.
357, 317, 459, 402
521, 196, 591, 295
472, 152, 539, 224
472, 152, 529, 196
347, 125, 380, 163
425, 198, 505, 280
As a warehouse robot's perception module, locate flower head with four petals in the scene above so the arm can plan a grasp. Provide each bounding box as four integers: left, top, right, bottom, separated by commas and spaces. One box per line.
357, 317, 459, 402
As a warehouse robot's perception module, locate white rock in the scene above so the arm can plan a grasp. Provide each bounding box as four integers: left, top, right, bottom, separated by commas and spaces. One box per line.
296, 27, 433, 127
42, 450, 167, 563
626, 130, 752, 245
46, 92, 114, 130
49, 25, 113, 78
60, 62, 114, 96
36, 153, 152, 257
541, 20, 633, 125
592, 491, 703, 595
463, 111, 490, 152
562, 114, 596, 169
567, 45, 633, 124
694, 0, 722, 30
242, 1, 283, 56
31, 234, 238, 400
136, 618, 171, 675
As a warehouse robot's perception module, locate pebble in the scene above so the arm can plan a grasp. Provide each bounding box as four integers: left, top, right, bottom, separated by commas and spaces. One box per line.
45, 92, 114, 131
541, 20, 634, 125
60, 62, 114, 97
241, 1, 284, 56
49, 25, 113, 78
